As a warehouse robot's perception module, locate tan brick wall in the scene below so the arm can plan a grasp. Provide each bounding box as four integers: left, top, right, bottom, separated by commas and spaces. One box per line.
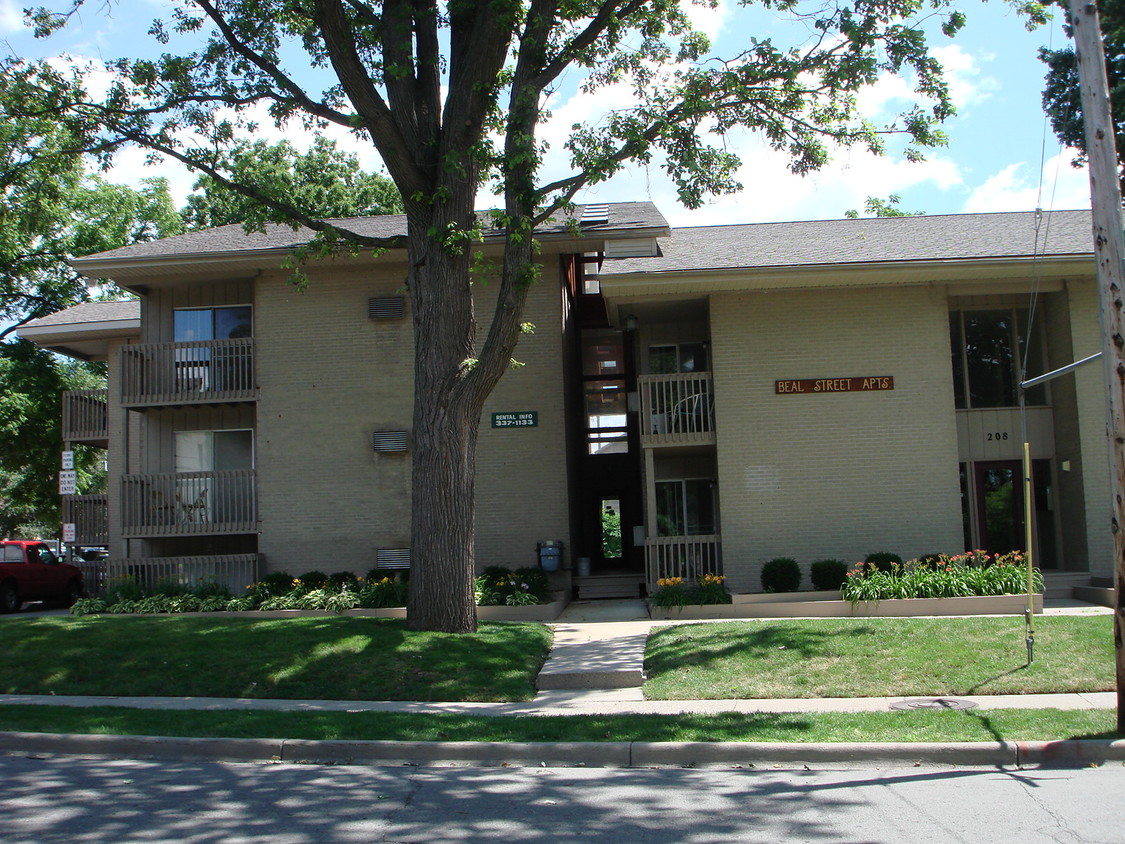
254, 258, 570, 576
710, 284, 963, 592
474, 266, 571, 570
1068, 279, 1114, 577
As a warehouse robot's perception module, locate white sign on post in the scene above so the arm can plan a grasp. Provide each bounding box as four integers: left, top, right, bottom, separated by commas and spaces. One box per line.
58, 470, 77, 495
61, 450, 74, 470
63, 523, 76, 543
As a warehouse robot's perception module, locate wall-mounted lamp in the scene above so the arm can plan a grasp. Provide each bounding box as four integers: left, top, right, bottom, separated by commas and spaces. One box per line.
625, 315, 638, 331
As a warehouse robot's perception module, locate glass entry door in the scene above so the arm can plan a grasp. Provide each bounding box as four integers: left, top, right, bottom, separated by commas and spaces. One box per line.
973, 461, 1025, 555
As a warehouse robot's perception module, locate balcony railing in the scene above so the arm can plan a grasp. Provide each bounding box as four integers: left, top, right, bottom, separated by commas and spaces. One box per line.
121, 339, 256, 407
638, 372, 715, 447
644, 534, 722, 586
78, 553, 260, 596
62, 494, 109, 546
122, 470, 257, 537
62, 389, 108, 446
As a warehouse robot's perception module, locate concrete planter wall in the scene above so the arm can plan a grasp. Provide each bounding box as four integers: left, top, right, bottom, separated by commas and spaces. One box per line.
243, 592, 570, 622
648, 592, 1044, 620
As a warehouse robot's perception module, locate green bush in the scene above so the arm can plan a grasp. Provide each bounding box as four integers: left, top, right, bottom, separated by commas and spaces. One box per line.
105, 575, 145, 602
761, 557, 802, 593
295, 570, 328, 590
841, 551, 1043, 603
862, 552, 903, 574
257, 572, 294, 594
810, 559, 849, 591
358, 575, 409, 608
474, 565, 546, 606
329, 571, 359, 588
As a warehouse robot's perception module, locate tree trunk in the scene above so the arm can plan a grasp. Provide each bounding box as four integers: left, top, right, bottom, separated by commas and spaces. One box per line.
404, 217, 483, 633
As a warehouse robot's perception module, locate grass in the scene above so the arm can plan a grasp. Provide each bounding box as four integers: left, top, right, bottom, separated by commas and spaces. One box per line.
644, 616, 1114, 700
0, 616, 552, 702
0, 705, 1117, 744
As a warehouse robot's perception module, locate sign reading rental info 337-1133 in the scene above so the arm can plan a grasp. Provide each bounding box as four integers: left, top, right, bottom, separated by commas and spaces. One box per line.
775, 377, 894, 394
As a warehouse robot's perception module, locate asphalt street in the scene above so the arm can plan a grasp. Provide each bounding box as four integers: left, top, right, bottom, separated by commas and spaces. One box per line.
2, 753, 1123, 843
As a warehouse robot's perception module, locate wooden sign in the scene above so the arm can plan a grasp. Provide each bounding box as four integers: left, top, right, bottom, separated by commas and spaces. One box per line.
775, 377, 894, 394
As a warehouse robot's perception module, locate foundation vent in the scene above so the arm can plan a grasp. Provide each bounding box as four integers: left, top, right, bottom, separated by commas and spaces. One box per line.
372, 431, 409, 453
376, 548, 412, 569
368, 296, 405, 320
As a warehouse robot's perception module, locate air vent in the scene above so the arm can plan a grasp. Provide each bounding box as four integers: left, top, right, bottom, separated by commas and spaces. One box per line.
376, 548, 412, 569
372, 431, 409, 452
368, 296, 405, 320
580, 204, 609, 225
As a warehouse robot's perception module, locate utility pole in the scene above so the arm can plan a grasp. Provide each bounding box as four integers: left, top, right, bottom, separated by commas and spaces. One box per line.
1068, 0, 1125, 730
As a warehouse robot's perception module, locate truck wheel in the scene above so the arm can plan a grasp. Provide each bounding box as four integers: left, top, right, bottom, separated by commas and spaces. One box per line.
0, 582, 20, 614
62, 579, 81, 607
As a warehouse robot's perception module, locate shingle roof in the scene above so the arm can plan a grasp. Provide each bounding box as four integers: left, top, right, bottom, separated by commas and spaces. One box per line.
21, 299, 139, 326
72, 201, 669, 266
601, 210, 1093, 276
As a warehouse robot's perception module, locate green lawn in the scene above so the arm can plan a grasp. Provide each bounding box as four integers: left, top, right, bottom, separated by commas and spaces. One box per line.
0, 616, 552, 702
0, 705, 1116, 744
644, 616, 1114, 699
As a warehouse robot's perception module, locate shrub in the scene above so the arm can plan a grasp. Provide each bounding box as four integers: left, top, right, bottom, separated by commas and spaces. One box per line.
761, 557, 802, 593
329, 571, 359, 589
512, 566, 551, 600
649, 577, 689, 608
692, 573, 731, 604
862, 552, 903, 574
841, 550, 1043, 603
105, 575, 145, 602
257, 572, 293, 594
190, 578, 231, 599
358, 576, 409, 608
365, 566, 410, 584
810, 559, 849, 591
474, 565, 544, 606
295, 570, 329, 590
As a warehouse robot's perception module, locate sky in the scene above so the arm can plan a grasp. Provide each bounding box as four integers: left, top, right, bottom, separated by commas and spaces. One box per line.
0, 0, 1092, 228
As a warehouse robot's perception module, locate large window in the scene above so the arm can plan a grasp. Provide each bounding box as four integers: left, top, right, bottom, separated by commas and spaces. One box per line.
581, 329, 629, 454
649, 343, 707, 375
173, 306, 253, 393
656, 479, 716, 536
173, 430, 254, 524
950, 308, 1047, 409
174, 306, 252, 342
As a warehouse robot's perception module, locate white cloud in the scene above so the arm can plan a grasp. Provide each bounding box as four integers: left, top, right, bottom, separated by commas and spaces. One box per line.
961, 149, 1090, 213
0, 0, 23, 34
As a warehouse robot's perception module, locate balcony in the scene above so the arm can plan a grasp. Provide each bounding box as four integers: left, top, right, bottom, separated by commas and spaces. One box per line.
62, 389, 108, 447
122, 470, 257, 537
121, 339, 256, 407
78, 553, 260, 596
62, 494, 109, 546
638, 372, 715, 447
644, 534, 722, 586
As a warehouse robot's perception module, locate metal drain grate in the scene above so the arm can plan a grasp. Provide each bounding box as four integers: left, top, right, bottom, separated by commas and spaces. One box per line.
889, 698, 978, 711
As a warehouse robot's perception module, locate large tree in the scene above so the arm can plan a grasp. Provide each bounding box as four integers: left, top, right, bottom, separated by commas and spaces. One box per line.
1040, 0, 1125, 190
18, 0, 1003, 632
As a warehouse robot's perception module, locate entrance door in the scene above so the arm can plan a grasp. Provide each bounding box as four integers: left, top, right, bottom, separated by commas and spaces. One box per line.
973, 461, 1025, 554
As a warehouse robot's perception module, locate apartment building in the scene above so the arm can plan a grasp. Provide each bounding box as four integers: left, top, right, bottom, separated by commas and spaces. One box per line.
20, 204, 1110, 595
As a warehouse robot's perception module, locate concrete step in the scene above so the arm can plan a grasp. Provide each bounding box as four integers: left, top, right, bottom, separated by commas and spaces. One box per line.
535, 625, 649, 691
1041, 572, 1093, 599
574, 574, 644, 600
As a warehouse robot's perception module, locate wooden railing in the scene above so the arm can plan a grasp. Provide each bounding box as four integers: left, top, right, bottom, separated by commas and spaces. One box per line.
62, 494, 108, 546
78, 553, 260, 596
122, 470, 257, 537
638, 372, 715, 446
644, 534, 722, 586
121, 339, 256, 406
62, 389, 108, 445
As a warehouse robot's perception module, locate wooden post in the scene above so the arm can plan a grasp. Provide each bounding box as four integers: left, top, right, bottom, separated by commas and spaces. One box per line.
1068, 0, 1125, 731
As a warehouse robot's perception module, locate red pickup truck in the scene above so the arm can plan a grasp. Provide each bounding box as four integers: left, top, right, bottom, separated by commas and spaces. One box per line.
0, 540, 83, 613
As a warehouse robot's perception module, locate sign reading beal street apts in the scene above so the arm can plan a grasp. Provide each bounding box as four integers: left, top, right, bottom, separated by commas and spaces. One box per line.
775, 376, 894, 395
491, 411, 539, 428
58, 470, 77, 495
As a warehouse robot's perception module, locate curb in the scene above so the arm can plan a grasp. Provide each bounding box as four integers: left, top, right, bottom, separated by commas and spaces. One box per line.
1, 732, 1123, 769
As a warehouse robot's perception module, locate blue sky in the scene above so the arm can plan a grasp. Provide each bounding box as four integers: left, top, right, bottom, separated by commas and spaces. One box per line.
0, 0, 1089, 228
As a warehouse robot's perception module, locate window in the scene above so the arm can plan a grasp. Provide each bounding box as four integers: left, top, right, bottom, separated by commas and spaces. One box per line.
950, 308, 1047, 409
655, 479, 716, 536
649, 343, 707, 375
173, 306, 253, 393
173, 430, 254, 524
581, 329, 629, 454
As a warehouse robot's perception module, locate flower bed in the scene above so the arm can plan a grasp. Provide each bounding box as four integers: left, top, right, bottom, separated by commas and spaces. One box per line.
841, 550, 1041, 602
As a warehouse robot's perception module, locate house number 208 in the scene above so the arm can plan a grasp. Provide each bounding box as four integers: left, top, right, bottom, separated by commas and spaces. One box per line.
986, 431, 1009, 441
